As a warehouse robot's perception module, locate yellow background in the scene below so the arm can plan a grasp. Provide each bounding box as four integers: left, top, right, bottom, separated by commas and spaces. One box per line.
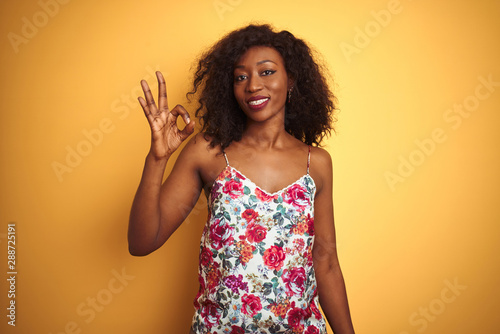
1, 0, 499, 333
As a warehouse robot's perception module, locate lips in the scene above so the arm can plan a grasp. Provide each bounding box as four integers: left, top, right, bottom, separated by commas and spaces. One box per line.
246, 96, 269, 110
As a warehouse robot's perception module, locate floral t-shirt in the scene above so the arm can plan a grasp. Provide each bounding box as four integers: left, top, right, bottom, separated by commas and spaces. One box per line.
191, 148, 326, 334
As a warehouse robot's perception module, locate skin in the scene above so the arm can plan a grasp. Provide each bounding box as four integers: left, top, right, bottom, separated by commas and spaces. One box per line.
128, 46, 355, 334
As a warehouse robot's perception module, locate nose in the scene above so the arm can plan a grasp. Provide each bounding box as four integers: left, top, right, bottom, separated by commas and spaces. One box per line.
246, 74, 263, 93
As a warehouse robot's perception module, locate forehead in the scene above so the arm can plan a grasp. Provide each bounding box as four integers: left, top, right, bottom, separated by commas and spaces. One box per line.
235, 46, 285, 67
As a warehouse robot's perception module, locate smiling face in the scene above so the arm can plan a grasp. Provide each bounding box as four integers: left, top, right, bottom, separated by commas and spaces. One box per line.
233, 46, 292, 124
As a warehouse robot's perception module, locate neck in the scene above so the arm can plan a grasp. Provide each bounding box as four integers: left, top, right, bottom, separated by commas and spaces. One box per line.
241, 117, 289, 149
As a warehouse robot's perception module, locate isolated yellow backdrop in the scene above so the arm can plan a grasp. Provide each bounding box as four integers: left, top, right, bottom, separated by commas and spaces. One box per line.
1, 0, 499, 333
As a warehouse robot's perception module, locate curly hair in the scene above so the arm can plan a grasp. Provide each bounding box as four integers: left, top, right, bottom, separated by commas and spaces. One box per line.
187, 24, 336, 150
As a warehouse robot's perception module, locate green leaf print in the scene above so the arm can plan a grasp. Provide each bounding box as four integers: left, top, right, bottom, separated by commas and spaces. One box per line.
263, 282, 273, 295
271, 277, 279, 288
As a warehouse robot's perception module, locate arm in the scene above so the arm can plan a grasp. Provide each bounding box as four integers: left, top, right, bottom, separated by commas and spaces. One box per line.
312, 148, 355, 334
128, 71, 197, 256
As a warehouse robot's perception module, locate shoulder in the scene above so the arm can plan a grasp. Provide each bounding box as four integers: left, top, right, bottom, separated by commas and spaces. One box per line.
173, 133, 217, 169
179, 132, 227, 188
309, 146, 333, 194
310, 146, 332, 171
180, 133, 219, 159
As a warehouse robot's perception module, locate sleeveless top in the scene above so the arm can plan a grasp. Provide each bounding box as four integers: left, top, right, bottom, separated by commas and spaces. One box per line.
191, 146, 327, 334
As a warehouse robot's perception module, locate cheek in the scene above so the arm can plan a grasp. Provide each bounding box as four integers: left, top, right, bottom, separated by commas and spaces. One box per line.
271, 75, 289, 94
269, 81, 288, 99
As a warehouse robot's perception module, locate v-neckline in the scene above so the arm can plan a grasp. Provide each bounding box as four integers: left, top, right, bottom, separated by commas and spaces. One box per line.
224, 165, 313, 196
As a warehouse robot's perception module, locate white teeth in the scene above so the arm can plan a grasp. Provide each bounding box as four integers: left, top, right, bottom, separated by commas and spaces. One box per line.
248, 98, 268, 106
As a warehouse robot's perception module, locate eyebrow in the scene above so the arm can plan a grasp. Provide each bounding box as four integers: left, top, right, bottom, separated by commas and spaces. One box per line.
234, 59, 277, 69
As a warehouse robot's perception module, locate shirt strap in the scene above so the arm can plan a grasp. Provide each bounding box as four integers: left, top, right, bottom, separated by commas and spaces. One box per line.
307, 145, 311, 174
222, 150, 230, 166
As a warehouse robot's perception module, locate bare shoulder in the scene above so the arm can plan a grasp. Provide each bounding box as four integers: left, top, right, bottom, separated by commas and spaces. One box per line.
182, 133, 211, 154
178, 132, 226, 188
309, 146, 333, 193
177, 133, 218, 165
310, 146, 332, 165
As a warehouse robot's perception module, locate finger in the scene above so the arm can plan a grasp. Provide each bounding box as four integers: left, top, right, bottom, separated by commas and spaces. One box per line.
179, 119, 196, 141
138, 96, 150, 115
156, 71, 169, 111
140, 79, 157, 113
138, 96, 156, 125
170, 104, 191, 125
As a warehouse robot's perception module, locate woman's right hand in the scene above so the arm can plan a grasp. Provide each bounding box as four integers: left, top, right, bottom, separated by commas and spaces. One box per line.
138, 71, 195, 160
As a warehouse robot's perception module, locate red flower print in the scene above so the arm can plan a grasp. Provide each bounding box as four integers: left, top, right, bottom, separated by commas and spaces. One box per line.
200, 299, 222, 328
242, 208, 259, 223
255, 187, 277, 202
303, 304, 313, 320
223, 179, 244, 199
209, 182, 221, 204
235, 171, 245, 180
263, 245, 286, 271
282, 184, 310, 211
193, 275, 206, 309
305, 325, 320, 334
241, 293, 262, 317
287, 306, 306, 328
245, 222, 267, 243
282, 267, 306, 296
209, 220, 234, 250
310, 299, 323, 320
200, 247, 213, 267
230, 325, 245, 334
306, 214, 315, 236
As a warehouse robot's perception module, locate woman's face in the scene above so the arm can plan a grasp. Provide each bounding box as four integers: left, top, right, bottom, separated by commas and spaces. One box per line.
233, 46, 292, 124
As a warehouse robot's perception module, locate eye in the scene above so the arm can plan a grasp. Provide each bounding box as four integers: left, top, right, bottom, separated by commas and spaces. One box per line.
234, 74, 247, 82
262, 70, 276, 76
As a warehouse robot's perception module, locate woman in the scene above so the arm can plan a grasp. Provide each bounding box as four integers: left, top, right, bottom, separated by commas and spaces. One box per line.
128, 24, 355, 334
